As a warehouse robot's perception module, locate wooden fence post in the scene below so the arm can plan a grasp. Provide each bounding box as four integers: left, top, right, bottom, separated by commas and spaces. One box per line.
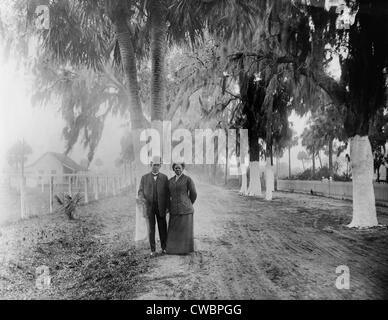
105, 176, 109, 196
68, 176, 72, 196
49, 175, 53, 213
112, 177, 117, 196
94, 176, 99, 200
84, 176, 89, 204
20, 177, 25, 219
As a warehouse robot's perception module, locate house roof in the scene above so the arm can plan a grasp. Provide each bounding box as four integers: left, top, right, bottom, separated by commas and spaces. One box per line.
26, 152, 88, 172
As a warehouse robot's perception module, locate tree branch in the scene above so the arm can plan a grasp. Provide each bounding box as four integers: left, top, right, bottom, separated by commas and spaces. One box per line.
300, 67, 347, 107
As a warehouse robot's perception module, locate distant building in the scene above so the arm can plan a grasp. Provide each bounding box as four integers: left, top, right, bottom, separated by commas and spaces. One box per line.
26, 152, 87, 175
23, 152, 88, 186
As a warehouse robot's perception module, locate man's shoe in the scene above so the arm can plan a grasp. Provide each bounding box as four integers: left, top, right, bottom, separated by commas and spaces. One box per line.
150, 251, 156, 257
161, 249, 167, 254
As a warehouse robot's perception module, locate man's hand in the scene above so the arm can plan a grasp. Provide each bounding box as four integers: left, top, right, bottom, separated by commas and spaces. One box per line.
136, 196, 146, 205
136, 197, 148, 219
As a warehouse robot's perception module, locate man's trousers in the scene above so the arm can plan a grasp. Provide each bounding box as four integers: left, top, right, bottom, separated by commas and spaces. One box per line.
148, 205, 167, 252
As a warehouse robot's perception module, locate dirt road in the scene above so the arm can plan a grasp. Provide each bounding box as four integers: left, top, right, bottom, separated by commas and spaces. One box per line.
136, 181, 388, 300
1, 182, 388, 299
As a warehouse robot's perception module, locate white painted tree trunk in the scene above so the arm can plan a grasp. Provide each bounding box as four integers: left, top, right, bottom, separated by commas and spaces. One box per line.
265, 161, 274, 201
247, 161, 262, 196
133, 128, 151, 244
347, 135, 378, 228
239, 170, 248, 195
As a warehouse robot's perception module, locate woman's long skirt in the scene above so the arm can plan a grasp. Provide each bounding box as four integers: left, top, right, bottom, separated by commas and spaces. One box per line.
166, 214, 194, 254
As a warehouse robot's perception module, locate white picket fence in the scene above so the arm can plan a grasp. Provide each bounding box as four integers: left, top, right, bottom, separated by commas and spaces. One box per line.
0, 173, 132, 222
277, 179, 388, 204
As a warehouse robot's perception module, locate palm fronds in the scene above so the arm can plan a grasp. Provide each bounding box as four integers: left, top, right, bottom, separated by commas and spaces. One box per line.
55, 192, 83, 220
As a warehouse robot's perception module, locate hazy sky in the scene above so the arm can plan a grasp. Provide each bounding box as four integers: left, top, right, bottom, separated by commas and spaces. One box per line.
0, 1, 120, 172
0, 55, 126, 172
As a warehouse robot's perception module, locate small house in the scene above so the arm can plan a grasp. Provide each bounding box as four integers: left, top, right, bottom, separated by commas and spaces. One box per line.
24, 152, 87, 186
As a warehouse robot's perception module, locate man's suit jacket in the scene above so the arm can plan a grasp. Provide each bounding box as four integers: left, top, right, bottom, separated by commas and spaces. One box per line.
138, 172, 169, 218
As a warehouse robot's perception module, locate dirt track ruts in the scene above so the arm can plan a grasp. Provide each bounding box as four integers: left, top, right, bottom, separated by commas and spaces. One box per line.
1, 181, 388, 299
135, 181, 388, 300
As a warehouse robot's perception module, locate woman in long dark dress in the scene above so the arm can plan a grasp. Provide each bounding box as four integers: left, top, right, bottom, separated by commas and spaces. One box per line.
166, 163, 197, 254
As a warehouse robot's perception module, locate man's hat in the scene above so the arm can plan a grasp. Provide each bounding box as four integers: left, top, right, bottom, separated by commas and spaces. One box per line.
150, 156, 162, 165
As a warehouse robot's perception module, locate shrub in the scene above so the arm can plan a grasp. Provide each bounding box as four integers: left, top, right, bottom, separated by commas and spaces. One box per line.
287, 166, 351, 181
55, 192, 83, 220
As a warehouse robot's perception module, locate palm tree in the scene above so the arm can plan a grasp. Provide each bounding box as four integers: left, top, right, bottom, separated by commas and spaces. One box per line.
6, 139, 33, 177
148, 0, 167, 123
105, 0, 147, 130
144, 0, 260, 155
23, 0, 152, 191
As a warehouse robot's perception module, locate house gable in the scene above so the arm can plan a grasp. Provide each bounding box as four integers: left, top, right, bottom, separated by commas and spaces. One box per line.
26, 153, 63, 175
25, 152, 87, 174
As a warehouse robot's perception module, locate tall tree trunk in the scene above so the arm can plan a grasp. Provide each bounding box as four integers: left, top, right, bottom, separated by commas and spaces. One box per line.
317, 151, 323, 168
212, 135, 218, 185
110, 4, 148, 243
264, 92, 274, 200
328, 137, 333, 177
312, 146, 316, 177
239, 168, 248, 195
236, 130, 248, 194
238, 146, 248, 195
112, 14, 146, 129
149, 0, 167, 162
265, 160, 274, 200
347, 135, 378, 228
224, 128, 228, 185
21, 139, 25, 187
149, 0, 167, 122
265, 146, 274, 201
246, 128, 262, 196
288, 145, 291, 178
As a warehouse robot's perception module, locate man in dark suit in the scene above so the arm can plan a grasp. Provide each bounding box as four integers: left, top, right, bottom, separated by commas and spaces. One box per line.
138, 156, 169, 256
